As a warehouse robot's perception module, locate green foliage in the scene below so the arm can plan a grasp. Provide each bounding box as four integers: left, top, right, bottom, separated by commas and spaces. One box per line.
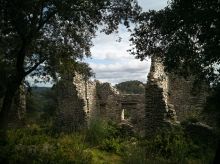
85, 119, 126, 155
123, 145, 147, 164
85, 119, 109, 146
130, 0, 220, 85
0, 0, 141, 130
145, 129, 190, 162
0, 126, 92, 164
115, 80, 145, 94
105, 121, 122, 138
0, 0, 141, 84
0, 122, 216, 163
85, 120, 216, 163
89, 149, 122, 164
205, 84, 220, 127
26, 87, 57, 126
122, 127, 215, 164
100, 138, 123, 154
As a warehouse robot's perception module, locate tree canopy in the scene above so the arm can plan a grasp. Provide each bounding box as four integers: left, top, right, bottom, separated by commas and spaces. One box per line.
0, 0, 141, 133
0, 0, 140, 83
115, 80, 145, 94
130, 0, 220, 86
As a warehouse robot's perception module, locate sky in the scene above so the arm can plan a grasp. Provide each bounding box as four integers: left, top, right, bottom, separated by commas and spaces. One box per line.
86, 0, 168, 85
30, 0, 168, 87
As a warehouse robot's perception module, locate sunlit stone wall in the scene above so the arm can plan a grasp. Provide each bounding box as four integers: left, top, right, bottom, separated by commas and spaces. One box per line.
55, 74, 86, 132
55, 73, 146, 133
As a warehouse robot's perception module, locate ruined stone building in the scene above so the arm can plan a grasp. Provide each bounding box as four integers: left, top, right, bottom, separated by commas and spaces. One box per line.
145, 57, 209, 135
55, 73, 145, 133
0, 57, 210, 135
55, 58, 210, 135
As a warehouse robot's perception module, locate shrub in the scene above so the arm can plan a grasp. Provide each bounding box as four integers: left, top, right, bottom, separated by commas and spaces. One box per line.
122, 144, 147, 164
140, 126, 215, 163
100, 138, 123, 154
85, 119, 109, 146
0, 127, 92, 164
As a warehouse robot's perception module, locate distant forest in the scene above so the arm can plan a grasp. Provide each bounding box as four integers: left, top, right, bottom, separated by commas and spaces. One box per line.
115, 80, 145, 94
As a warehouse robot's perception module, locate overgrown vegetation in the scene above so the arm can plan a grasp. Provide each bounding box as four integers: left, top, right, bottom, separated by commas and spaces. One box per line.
26, 87, 57, 126
1, 0, 219, 162
0, 119, 217, 163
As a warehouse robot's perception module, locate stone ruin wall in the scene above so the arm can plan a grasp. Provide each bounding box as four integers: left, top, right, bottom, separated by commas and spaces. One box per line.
73, 74, 98, 125
168, 75, 209, 122
145, 57, 210, 135
120, 94, 145, 134
145, 57, 177, 135
96, 82, 122, 122
55, 73, 145, 133
1, 58, 210, 135
55, 57, 210, 135
55, 74, 86, 132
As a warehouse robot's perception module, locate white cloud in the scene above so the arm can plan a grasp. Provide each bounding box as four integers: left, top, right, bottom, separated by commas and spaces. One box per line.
88, 56, 151, 84
138, 0, 168, 11
30, 0, 167, 86
88, 25, 150, 84
85, 0, 167, 84
90, 28, 133, 61
90, 60, 149, 73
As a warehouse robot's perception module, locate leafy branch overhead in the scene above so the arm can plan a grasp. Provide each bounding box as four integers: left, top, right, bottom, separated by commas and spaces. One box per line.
0, 0, 141, 82
0, 0, 141, 134
130, 0, 220, 85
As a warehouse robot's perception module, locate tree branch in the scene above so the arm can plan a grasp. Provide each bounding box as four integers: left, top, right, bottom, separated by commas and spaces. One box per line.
24, 59, 45, 76
37, 10, 57, 31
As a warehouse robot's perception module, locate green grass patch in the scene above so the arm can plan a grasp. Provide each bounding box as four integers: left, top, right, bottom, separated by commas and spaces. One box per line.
0, 121, 217, 163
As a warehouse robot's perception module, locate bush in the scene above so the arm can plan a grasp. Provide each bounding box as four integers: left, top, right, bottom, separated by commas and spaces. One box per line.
121, 126, 216, 164
145, 130, 189, 162
0, 127, 92, 164
123, 144, 147, 164
100, 138, 123, 154
141, 127, 215, 163
85, 119, 109, 146
0, 121, 216, 163
85, 119, 122, 146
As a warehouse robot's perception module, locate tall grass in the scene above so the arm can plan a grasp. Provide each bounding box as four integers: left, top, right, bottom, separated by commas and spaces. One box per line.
0, 125, 92, 164
0, 121, 216, 163
85, 119, 109, 146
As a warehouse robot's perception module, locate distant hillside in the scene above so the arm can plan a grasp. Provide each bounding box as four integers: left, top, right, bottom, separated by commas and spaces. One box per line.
31, 87, 51, 94
26, 87, 56, 123
115, 80, 145, 94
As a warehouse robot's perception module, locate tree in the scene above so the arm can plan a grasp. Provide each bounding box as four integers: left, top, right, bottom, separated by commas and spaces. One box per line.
130, 0, 220, 162
130, 0, 220, 85
0, 0, 141, 138
115, 80, 145, 94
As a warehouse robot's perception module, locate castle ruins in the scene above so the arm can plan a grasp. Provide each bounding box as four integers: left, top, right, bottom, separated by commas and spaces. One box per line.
55, 58, 209, 135
6, 58, 209, 135
55, 73, 145, 133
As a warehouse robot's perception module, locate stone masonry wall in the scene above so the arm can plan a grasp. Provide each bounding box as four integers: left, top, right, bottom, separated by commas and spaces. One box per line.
168, 75, 209, 122
120, 94, 145, 134
56, 73, 146, 133
145, 57, 209, 135
73, 73, 97, 125
55, 74, 86, 132
96, 82, 122, 123
145, 58, 176, 135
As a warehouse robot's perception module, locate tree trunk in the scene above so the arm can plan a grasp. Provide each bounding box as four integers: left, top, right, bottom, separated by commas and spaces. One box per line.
0, 81, 20, 144
213, 141, 220, 164
0, 38, 28, 143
